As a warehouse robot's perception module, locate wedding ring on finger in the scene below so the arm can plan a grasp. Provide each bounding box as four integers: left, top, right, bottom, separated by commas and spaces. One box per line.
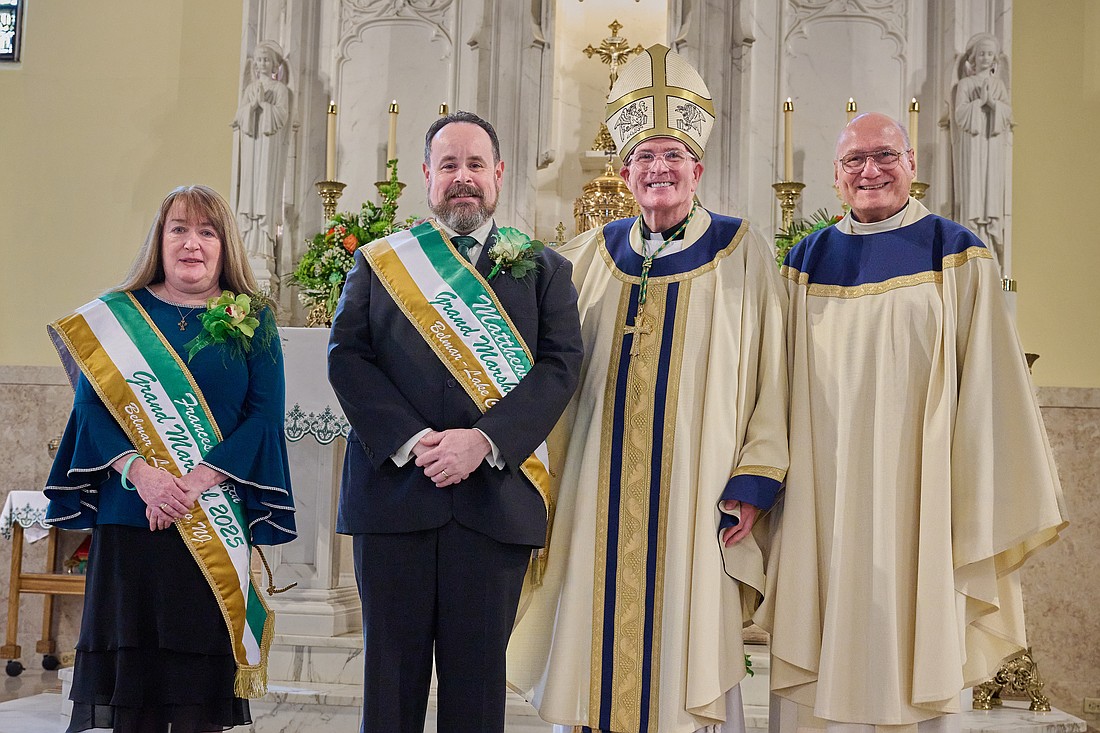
160, 503, 168, 511
441, 469, 450, 478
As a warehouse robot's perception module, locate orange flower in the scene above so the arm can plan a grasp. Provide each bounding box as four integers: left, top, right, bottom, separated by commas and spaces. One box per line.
342, 234, 359, 253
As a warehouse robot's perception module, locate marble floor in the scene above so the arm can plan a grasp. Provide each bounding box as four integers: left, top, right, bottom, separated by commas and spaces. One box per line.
0, 669, 554, 733
0, 671, 1088, 733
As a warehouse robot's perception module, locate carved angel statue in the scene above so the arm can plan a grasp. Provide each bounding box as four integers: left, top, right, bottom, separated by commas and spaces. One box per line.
949, 32, 1013, 266
231, 41, 291, 262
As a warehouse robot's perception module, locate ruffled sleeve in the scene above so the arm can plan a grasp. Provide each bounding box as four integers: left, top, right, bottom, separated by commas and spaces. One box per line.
44, 375, 137, 528
200, 308, 296, 545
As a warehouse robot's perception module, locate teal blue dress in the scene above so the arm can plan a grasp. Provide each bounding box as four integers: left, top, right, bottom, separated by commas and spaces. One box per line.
44, 287, 295, 732
45, 287, 296, 545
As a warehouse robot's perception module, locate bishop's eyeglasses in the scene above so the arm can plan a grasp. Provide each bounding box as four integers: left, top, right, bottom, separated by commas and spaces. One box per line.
627, 150, 698, 169
837, 148, 911, 174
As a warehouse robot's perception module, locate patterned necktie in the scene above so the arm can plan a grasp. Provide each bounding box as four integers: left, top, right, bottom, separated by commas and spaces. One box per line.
452, 235, 478, 262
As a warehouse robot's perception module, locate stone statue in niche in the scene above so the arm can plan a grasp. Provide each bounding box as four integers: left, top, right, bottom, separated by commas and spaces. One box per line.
231, 41, 291, 265
949, 32, 1013, 268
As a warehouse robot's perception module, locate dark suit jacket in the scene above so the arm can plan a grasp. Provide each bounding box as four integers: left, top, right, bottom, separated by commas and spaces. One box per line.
328, 222, 583, 547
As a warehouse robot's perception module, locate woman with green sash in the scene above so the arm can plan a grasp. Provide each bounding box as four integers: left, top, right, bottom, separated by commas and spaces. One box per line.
45, 185, 296, 733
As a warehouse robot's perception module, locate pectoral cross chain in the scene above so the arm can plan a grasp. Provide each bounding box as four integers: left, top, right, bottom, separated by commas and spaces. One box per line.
624, 310, 653, 357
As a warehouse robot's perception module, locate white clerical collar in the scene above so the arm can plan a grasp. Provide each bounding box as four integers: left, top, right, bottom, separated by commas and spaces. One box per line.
838, 197, 930, 235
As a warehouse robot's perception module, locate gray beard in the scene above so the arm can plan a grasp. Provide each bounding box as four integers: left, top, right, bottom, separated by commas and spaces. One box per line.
430, 198, 495, 234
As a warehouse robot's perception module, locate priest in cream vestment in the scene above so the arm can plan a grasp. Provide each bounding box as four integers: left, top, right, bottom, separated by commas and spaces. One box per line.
757, 113, 1068, 733
508, 45, 789, 733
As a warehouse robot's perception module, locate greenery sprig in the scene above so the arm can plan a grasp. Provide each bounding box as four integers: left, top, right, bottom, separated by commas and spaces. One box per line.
774, 208, 843, 267
290, 159, 418, 317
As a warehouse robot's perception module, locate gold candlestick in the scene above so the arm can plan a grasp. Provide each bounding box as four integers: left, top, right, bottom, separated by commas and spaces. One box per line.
773, 181, 806, 233
909, 181, 929, 200
375, 180, 406, 196
316, 180, 346, 222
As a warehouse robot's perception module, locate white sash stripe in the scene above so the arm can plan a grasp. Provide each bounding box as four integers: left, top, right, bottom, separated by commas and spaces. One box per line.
197, 487, 261, 661
80, 301, 205, 471
391, 232, 529, 388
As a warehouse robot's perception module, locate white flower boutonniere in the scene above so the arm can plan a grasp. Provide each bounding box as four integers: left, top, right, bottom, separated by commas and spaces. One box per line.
488, 227, 545, 280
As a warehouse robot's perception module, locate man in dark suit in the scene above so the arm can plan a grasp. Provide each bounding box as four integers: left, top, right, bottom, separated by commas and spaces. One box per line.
328, 111, 583, 733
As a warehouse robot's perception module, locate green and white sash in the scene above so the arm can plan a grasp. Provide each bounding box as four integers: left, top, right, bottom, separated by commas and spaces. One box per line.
364, 222, 553, 568
48, 291, 273, 698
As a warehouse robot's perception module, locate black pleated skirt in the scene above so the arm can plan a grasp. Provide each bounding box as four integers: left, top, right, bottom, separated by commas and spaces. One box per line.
66, 524, 252, 733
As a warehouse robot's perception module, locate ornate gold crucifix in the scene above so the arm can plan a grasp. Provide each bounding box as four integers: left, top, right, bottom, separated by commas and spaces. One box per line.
583, 20, 645, 155
583, 20, 645, 87
623, 309, 653, 357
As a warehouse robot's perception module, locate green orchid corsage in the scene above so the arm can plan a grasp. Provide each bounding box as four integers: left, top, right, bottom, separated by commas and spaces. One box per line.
184, 291, 266, 362
488, 227, 545, 280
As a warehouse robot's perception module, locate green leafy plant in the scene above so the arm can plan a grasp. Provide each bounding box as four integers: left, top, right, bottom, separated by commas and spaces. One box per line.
290, 159, 418, 317
774, 208, 844, 267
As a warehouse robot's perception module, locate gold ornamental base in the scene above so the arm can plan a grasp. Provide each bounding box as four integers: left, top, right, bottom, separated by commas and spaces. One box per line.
909, 180, 929, 200
305, 303, 332, 328
574, 159, 639, 234
772, 181, 806, 233
316, 180, 347, 222
972, 648, 1051, 712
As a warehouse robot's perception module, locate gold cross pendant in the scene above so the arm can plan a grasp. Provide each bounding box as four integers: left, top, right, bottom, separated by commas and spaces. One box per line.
623, 310, 653, 357
178, 317, 188, 331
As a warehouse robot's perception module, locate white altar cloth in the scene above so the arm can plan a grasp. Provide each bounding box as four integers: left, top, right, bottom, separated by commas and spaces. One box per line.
1, 490, 50, 543
280, 327, 349, 444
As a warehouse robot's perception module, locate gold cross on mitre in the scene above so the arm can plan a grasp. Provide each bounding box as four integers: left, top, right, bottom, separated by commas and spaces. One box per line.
584, 20, 645, 155
623, 309, 654, 357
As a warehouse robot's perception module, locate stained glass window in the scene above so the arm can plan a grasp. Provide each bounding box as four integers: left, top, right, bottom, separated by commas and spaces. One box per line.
0, 0, 23, 63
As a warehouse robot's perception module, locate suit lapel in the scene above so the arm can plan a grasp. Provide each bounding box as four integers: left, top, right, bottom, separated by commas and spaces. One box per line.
474, 224, 498, 278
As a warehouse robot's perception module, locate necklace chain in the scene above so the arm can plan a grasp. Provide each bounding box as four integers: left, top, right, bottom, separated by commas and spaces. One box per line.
638, 200, 697, 308
174, 304, 199, 331
145, 287, 203, 331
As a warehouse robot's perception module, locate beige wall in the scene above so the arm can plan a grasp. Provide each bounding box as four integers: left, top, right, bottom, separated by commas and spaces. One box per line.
1012, 2, 1100, 388
1, 2, 1097, 384
0, 0, 242, 366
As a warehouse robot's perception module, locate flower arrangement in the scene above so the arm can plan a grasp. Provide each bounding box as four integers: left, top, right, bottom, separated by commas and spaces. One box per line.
488, 227, 545, 280
290, 159, 417, 318
184, 291, 270, 361
774, 208, 844, 267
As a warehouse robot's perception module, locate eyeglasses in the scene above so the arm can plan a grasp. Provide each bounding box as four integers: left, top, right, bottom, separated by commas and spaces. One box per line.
628, 150, 698, 169
837, 149, 910, 174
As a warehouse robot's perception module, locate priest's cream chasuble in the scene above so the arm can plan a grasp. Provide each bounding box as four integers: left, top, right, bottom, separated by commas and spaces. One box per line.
757, 199, 1068, 732
508, 210, 789, 733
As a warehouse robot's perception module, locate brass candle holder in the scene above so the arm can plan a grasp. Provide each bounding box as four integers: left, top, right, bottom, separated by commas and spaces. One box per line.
375, 180, 406, 196
316, 180, 347, 222
909, 181, 929, 200
773, 181, 806, 233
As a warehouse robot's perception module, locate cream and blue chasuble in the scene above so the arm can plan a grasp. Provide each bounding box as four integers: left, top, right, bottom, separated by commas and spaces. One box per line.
757, 199, 1067, 733
509, 209, 789, 733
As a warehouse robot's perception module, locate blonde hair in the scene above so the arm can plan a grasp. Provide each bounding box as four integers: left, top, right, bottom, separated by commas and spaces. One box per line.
113, 185, 259, 297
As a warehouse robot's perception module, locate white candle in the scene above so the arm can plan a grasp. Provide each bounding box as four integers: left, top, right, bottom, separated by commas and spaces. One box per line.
387, 100, 399, 162
908, 98, 919, 161
325, 101, 337, 181
783, 98, 794, 182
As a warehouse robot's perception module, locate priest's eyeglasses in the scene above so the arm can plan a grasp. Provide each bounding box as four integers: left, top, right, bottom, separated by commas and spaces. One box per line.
628, 150, 698, 169
837, 148, 911, 174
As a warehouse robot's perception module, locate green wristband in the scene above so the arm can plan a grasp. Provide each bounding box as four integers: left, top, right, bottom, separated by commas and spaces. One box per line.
120, 454, 144, 490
